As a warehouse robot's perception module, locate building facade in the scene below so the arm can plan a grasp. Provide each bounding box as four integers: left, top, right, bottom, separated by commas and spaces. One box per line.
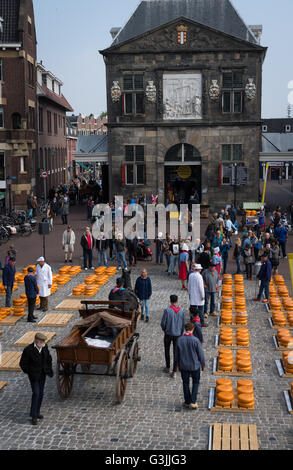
66, 117, 78, 183
260, 119, 293, 181
36, 62, 73, 195
100, 0, 267, 208
67, 113, 107, 136
0, 0, 37, 211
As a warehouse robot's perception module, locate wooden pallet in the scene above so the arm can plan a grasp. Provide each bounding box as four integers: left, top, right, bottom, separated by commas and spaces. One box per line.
268, 318, 293, 330
0, 381, 8, 391
208, 388, 255, 413
213, 357, 252, 377
272, 336, 293, 351
38, 313, 74, 327
0, 315, 24, 326
275, 359, 293, 378
283, 390, 293, 414
215, 334, 249, 350
0, 351, 22, 371
208, 423, 258, 450
217, 317, 248, 329
13, 331, 57, 347
55, 299, 85, 311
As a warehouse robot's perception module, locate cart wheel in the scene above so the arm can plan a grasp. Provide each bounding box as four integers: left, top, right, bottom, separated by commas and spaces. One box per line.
56, 362, 75, 399
128, 338, 140, 378
116, 349, 128, 404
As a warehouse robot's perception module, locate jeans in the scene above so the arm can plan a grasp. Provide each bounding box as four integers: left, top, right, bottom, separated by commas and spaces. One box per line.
5, 286, 12, 308
165, 254, 171, 270
246, 263, 253, 279
279, 241, 287, 258
236, 255, 242, 274
109, 241, 117, 260
117, 251, 127, 269
128, 249, 137, 266
83, 249, 93, 269
156, 248, 163, 264
180, 369, 201, 405
98, 250, 108, 267
204, 291, 216, 315
257, 279, 270, 300
29, 373, 46, 418
140, 299, 149, 318
164, 335, 179, 372
222, 254, 228, 274
190, 305, 205, 327
168, 254, 179, 274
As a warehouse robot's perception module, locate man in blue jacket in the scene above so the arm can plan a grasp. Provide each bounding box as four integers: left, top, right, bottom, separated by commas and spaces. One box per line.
175, 322, 205, 410
274, 223, 288, 259
2, 257, 16, 307
253, 253, 272, 303
161, 295, 185, 378
134, 269, 152, 323
24, 267, 39, 322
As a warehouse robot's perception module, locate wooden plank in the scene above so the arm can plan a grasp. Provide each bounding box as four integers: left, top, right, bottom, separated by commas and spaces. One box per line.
212, 423, 222, 451
239, 424, 249, 451
231, 424, 240, 451
248, 425, 258, 450
222, 423, 231, 451
0, 381, 8, 391
38, 314, 73, 327
55, 299, 85, 311
0, 315, 24, 326
13, 331, 56, 347
0, 351, 22, 371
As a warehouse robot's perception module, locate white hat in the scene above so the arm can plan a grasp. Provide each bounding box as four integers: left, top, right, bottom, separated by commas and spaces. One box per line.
195, 264, 203, 270
36, 257, 45, 262
214, 247, 220, 254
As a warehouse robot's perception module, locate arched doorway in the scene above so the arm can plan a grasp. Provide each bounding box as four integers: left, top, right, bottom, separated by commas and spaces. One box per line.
164, 143, 201, 204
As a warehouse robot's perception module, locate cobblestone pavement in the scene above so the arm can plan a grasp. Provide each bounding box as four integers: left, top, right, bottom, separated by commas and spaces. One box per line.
0, 205, 293, 450
0, 262, 293, 451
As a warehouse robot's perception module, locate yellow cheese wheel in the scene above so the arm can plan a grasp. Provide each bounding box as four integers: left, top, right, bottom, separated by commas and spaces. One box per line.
217, 392, 234, 403
216, 378, 232, 386
216, 384, 233, 394
237, 386, 254, 395
215, 399, 232, 408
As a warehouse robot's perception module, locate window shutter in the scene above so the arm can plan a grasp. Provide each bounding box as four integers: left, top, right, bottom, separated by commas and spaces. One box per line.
121, 163, 126, 187
219, 163, 223, 186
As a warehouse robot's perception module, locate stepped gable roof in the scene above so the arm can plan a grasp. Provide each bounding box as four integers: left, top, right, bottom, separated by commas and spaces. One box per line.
111, 0, 258, 47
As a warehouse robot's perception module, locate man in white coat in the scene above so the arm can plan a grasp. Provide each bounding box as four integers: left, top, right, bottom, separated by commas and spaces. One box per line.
36, 257, 52, 312
188, 263, 207, 328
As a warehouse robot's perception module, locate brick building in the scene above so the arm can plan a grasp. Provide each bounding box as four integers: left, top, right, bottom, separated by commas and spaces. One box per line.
66, 117, 78, 183
67, 113, 107, 136
100, 0, 267, 209
36, 62, 73, 196
0, 0, 37, 211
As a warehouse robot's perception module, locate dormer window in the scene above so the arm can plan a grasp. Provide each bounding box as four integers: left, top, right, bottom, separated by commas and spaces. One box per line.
285, 125, 291, 133
262, 125, 267, 132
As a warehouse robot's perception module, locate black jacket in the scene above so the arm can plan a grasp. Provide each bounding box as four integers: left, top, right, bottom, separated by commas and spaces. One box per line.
95, 238, 109, 251
80, 233, 94, 250
20, 343, 53, 381
109, 287, 132, 312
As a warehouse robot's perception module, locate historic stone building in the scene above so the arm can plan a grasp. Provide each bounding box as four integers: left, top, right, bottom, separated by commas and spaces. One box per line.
100, 0, 267, 209
0, 0, 37, 210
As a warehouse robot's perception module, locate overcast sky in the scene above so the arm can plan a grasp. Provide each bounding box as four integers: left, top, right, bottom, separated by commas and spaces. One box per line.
34, 0, 293, 118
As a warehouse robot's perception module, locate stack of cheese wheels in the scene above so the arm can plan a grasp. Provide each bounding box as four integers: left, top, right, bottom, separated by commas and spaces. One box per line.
56, 275, 71, 285
0, 307, 11, 320
237, 379, 255, 408
270, 285, 277, 296
278, 285, 289, 298
13, 283, 18, 291
234, 285, 245, 296
274, 274, 285, 285
236, 350, 251, 373
72, 285, 84, 296
235, 296, 246, 310
236, 328, 250, 346
222, 285, 233, 297
215, 378, 234, 407
270, 296, 282, 310
272, 310, 287, 326
59, 266, 71, 275
218, 349, 233, 372
85, 275, 97, 285
50, 283, 58, 294
68, 266, 82, 276
282, 351, 293, 374
95, 275, 109, 286
277, 329, 293, 347
85, 284, 98, 296
220, 327, 233, 346
236, 310, 248, 326
95, 266, 107, 275
13, 298, 25, 307
283, 298, 293, 312
15, 273, 25, 284
22, 267, 28, 275
286, 313, 293, 327
13, 307, 25, 317
106, 266, 117, 276
221, 296, 233, 310
220, 310, 233, 325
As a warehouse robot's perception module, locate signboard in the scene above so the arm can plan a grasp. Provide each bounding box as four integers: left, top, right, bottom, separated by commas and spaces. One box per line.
220, 164, 248, 186
40, 170, 48, 179
234, 166, 248, 186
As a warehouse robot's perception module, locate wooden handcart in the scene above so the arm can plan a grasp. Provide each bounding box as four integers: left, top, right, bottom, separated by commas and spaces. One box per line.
52, 302, 140, 403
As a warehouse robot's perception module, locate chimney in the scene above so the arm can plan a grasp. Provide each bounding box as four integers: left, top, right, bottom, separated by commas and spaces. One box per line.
110, 27, 121, 39
249, 25, 263, 44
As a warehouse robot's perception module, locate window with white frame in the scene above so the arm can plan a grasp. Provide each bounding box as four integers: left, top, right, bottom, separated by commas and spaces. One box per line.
222, 70, 244, 114
122, 74, 144, 116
